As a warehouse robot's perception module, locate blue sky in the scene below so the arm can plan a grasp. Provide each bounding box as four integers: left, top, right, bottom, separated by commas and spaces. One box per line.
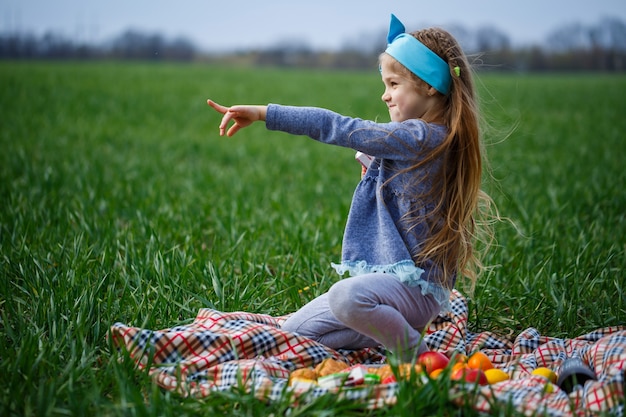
2, 0, 625, 51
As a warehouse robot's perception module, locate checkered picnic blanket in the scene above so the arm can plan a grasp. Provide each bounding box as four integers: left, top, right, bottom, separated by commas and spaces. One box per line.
109, 290, 625, 415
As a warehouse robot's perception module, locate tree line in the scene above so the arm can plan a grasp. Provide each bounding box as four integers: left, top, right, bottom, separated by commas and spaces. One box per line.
1, 17, 625, 72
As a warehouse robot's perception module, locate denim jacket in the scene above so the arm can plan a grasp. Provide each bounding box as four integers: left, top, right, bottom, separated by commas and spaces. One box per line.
266, 104, 452, 310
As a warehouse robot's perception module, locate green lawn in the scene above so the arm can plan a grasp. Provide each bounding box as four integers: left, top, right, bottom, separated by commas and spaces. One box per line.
1, 62, 624, 416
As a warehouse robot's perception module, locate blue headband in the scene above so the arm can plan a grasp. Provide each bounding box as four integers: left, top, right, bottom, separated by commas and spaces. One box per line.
384, 14, 452, 95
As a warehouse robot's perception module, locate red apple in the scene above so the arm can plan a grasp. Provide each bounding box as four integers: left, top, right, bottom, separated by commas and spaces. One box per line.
417, 351, 450, 374
451, 367, 488, 386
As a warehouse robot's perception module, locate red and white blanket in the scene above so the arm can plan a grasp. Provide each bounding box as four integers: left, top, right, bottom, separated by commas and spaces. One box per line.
110, 290, 625, 415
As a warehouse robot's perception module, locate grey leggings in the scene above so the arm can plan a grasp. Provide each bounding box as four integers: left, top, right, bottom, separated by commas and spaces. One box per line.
281, 273, 440, 361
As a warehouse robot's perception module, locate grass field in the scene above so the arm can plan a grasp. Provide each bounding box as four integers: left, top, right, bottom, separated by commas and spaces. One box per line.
1, 61, 625, 416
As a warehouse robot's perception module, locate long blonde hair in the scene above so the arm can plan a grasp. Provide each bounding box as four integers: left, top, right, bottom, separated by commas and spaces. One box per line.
387, 27, 495, 290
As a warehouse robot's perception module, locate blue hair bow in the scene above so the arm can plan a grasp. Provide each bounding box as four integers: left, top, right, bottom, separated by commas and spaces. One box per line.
385, 14, 452, 95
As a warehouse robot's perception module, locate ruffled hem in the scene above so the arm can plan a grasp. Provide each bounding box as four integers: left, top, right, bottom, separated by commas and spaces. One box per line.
331, 259, 452, 313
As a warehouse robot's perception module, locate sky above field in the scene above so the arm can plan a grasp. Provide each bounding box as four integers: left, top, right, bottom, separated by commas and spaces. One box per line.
2, 0, 625, 51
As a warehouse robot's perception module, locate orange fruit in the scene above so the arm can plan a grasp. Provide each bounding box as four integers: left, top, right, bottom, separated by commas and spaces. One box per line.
451, 362, 467, 373
429, 368, 444, 379
467, 351, 494, 371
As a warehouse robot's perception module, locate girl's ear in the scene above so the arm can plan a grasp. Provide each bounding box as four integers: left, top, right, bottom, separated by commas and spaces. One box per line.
427, 86, 439, 97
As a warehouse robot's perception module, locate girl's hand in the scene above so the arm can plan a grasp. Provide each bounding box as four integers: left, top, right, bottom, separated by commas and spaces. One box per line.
207, 99, 267, 137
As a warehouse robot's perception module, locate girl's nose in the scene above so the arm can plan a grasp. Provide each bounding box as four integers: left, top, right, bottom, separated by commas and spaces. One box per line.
381, 90, 390, 102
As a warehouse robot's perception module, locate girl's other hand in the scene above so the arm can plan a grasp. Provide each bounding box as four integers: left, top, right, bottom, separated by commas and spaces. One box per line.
206, 99, 267, 137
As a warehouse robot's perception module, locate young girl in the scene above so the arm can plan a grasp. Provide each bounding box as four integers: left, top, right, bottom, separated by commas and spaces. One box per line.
207, 14, 492, 362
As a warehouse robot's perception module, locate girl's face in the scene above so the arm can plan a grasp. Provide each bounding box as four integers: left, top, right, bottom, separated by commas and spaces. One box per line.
380, 54, 436, 122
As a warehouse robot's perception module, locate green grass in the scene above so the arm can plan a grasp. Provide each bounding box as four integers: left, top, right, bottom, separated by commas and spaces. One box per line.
1, 61, 624, 416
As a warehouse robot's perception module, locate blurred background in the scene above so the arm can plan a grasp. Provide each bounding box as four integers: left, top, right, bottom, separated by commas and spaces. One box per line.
2, 0, 625, 71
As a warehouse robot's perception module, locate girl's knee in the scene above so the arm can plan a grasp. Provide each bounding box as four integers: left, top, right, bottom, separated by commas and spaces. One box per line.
280, 315, 301, 334
327, 279, 353, 308
327, 280, 365, 324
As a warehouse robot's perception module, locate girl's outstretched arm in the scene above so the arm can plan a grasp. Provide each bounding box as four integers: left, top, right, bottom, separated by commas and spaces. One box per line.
207, 99, 267, 137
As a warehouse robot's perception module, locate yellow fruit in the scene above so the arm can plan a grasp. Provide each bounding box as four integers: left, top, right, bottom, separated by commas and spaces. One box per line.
484, 368, 510, 384
543, 383, 556, 393
532, 367, 558, 384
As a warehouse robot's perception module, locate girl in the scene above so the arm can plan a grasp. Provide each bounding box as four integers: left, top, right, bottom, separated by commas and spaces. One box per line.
207, 14, 493, 362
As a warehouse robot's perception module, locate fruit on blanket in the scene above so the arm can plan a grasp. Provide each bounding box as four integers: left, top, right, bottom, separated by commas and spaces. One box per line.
484, 368, 510, 384
449, 362, 468, 380
467, 351, 494, 371
532, 367, 558, 384
543, 382, 556, 393
429, 368, 444, 379
451, 366, 468, 381
453, 360, 469, 370
450, 352, 468, 365
417, 351, 450, 374
451, 367, 488, 385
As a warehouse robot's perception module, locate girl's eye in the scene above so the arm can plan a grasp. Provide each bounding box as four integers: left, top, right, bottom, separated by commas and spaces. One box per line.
390, 82, 398, 87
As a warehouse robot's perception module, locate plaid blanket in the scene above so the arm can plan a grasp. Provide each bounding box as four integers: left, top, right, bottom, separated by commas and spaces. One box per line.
110, 290, 625, 415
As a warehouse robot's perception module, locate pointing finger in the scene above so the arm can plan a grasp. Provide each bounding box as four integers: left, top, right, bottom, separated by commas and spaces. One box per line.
207, 99, 229, 114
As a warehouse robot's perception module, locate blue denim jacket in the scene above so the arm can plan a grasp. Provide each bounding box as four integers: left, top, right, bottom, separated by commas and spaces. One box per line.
266, 104, 452, 310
